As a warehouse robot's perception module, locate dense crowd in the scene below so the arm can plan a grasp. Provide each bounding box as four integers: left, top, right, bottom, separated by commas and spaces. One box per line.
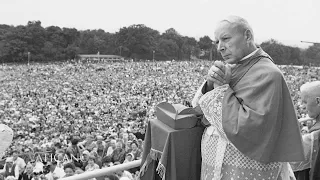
0, 60, 319, 180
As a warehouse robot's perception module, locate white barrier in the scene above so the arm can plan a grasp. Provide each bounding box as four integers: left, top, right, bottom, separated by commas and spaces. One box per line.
59, 160, 141, 180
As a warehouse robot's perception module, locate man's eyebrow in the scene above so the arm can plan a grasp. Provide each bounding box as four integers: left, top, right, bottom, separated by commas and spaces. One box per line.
221, 33, 230, 37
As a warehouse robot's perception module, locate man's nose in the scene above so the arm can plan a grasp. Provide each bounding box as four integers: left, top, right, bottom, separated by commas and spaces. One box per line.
217, 41, 226, 52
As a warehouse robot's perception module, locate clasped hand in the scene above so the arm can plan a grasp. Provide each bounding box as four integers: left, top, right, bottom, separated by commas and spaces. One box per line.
207, 61, 236, 88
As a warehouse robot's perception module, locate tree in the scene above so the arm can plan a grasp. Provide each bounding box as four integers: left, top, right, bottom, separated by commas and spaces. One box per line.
198, 36, 213, 50
44, 26, 67, 60
25, 21, 46, 61
115, 24, 160, 59
157, 38, 179, 60
0, 20, 315, 65
1, 26, 29, 62
260, 39, 287, 64
161, 28, 185, 60
303, 44, 320, 65
62, 28, 80, 46
182, 36, 198, 60
198, 36, 213, 60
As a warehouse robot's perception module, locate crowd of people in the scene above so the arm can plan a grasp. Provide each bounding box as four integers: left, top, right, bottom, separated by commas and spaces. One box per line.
0, 60, 319, 180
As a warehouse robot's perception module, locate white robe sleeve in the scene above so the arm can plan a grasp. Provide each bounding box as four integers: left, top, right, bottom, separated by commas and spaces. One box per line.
192, 81, 207, 108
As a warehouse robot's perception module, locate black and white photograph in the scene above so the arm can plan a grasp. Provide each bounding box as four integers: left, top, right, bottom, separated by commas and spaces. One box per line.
0, 0, 319, 180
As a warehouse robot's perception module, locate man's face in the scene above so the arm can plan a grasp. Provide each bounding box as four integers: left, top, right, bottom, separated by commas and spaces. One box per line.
12, 152, 18, 160
83, 154, 89, 161
26, 165, 33, 174
111, 142, 116, 148
214, 21, 248, 64
131, 143, 138, 150
301, 92, 320, 119
88, 159, 94, 165
97, 138, 103, 144
57, 154, 64, 161
128, 134, 134, 140
64, 168, 74, 177
116, 142, 122, 149
125, 155, 133, 161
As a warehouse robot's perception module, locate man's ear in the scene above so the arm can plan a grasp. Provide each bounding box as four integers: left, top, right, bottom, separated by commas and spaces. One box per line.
244, 29, 253, 42
316, 97, 320, 106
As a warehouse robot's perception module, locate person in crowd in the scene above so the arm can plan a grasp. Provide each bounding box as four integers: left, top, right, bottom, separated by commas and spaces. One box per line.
28, 161, 42, 175
85, 156, 100, 180
192, 15, 304, 179
136, 139, 143, 150
44, 161, 65, 180
74, 168, 84, 175
124, 141, 132, 154
79, 150, 90, 171
93, 136, 106, 159
63, 163, 76, 178
127, 134, 136, 142
123, 153, 134, 164
79, 135, 96, 152
104, 174, 119, 180
127, 141, 140, 174
1, 157, 19, 180
12, 151, 26, 175
55, 153, 66, 169
53, 143, 65, 154
18, 163, 33, 180
85, 155, 99, 172
110, 141, 126, 164
291, 81, 320, 180
105, 140, 116, 157
66, 138, 81, 160
128, 142, 141, 161
102, 156, 113, 168
115, 168, 134, 180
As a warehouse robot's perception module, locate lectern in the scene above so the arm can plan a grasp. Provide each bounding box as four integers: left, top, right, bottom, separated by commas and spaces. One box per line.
139, 102, 204, 180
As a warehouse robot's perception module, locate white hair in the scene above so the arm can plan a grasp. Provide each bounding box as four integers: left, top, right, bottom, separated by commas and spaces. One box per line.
219, 15, 255, 41
300, 81, 320, 98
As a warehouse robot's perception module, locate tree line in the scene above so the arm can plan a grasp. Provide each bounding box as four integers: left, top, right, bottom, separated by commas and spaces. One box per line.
0, 21, 319, 65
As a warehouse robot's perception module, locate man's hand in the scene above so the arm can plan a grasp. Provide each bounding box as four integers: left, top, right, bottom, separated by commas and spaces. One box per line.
224, 63, 237, 84
207, 61, 237, 88
207, 61, 226, 87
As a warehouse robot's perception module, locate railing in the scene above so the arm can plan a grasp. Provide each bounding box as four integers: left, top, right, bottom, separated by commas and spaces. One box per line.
59, 160, 141, 180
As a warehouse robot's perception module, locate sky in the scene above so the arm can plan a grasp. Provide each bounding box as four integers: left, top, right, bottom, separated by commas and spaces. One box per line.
0, 0, 319, 48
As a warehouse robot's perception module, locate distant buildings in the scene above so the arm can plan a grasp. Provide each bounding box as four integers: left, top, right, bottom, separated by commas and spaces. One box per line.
77, 54, 124, 61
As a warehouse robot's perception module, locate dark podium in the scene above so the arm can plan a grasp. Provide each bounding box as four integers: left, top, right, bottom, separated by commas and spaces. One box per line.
139, 102, 204, 180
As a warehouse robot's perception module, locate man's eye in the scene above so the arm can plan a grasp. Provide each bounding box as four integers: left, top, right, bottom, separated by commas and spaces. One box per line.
222, 37, 230, 41
215, 41, 219, 45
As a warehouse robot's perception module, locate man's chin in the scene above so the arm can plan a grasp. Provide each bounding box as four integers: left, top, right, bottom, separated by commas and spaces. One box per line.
224, 58, 238, 64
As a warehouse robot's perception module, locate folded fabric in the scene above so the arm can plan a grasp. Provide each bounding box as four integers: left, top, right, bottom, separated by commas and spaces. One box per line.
155, 102, 200, 130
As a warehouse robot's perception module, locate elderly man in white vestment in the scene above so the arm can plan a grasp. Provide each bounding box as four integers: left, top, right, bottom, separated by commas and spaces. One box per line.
192, 15, 304, 180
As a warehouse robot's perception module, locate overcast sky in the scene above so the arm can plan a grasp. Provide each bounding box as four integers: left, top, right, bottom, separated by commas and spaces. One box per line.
0, 0, 319, 48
